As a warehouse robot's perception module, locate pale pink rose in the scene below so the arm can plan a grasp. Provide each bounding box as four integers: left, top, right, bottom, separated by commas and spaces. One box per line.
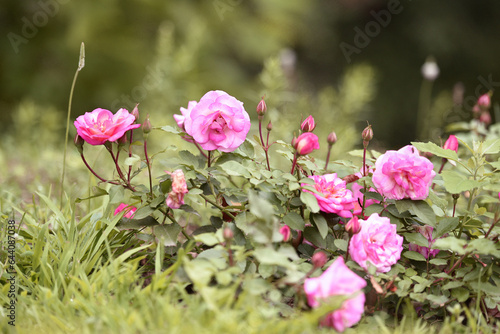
409, 225, 440, 259
304, 257, 366, 332
74, 108, 140, 146
174, 101, 197, 131
372, 145, 436, 200
349, 213, 403, 273
301, 115, 316, 132
294, 132, 320, 155
443, 135, 458, 152
114, 203, 137, 219
279, 225, 291, 242
166, 169, 188, 209
181, 90, 251, 152
301, 174, 355, 218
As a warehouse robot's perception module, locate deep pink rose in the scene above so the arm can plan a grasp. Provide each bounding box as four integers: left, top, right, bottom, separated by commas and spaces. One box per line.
443, 135, 458, 152
166, 169, 188, 209
409, 225, 440, 259
114, 203, 137, 219
179, 90, 251, 152
372, 145, 436, 200
302, 173, 355, 218
304, 257, 366, 332
294, 132, 320, 155
349, 213, 403, 273
74, 108, 140, 146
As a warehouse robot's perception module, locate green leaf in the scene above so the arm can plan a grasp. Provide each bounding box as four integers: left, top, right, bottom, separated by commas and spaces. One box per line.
467, 238, 500, 256
235, 139, 255, 158
124, 154, 141, 166
160, 125, 181, 134
248, 190, 275, 223
310, 213, 328, 239
426, 294, 448, 306
116, 216, 159, 229
219, 161, 251, 178
403, 251, 427, 261
334, 239, 347, 252
434, 217, 459, 238
253, 247, 293, 268
395, 200, 436, 227
441, 170, 482, 194
300, 191, 320, 213
75, 186, 108, 203
411, 141, 459, 161
179, 150, 202, 167
404, 232, 431, 248
481, 138, 500, 154
433, 237, 467, 254
441, 281, 464, 290
451, 287, 470, 302
429, 258, 448, 266
108, 185, 124, 204
133, 205, 155, 220
283, 212, 305, 231
304, 226, 326, 248
154, 223, 181, 247
194, 233, 221, 246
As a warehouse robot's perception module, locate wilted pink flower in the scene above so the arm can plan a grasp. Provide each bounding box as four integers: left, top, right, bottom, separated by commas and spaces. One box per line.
166, 169, 188, 209
114, 203, 137, 219
477, 93, 491, 109
279, 225, 291, 242
178, 90, 251, 152
74, 108, 141, 146
304, 257, 366, 332
302, 174, 355, 218
409, 225, 440, 259
349, 213, 403, 273
301, 115, 316, 132
295, 132, 320, 155
372, 145, 436, 200
443, 135, 459, 152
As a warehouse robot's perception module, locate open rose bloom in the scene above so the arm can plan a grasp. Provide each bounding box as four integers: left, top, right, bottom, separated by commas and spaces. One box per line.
349, 213, 403, 273
304, 257, 366, 332
74, 108, 140, 145
302, 173, 355, 218
372, 145, 436, 200
176, 90, 251, 152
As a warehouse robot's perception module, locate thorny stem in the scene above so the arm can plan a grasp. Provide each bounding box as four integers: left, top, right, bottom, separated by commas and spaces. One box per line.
485, 212, 500, 239
144, 138, 153, 197
80, 153, 136, 191
208, 150, 211, 168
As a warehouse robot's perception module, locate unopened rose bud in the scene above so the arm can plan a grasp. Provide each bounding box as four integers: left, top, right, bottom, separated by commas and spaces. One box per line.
291, 136, 298, 149
443, 135, 458, 152
362, 124, 373, 143
301, 115, 316, 132
223, 227, 234, 241
295, 132, 320, 155
480, 111, 492, 125
266, 120, 272, 132
143, 114, 152, 134
477, 93, 491, 109
132, 104, 140, 121
256, 96, 267, 117
279, 225, 291, 242
345, 216, 361, 235
452, 193, 460, 200
74, 134, 84, 154
327, 131, 337, 146
312, 251, 327, 268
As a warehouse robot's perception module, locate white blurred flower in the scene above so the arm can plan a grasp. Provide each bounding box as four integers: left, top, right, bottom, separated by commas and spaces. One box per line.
421, 57, 440, 81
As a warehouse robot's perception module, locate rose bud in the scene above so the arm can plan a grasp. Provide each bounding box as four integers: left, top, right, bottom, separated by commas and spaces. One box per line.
327, 131, 337, 146
256, 96, 267, 117
143, 114, 152, 134
74, 134, 85, 154
279, 225, 291, 242
477, 93, 491, 109
131, 103, 140, 121
301, 115, 316, 132
266, 120, 272, 132
362, 124, 373, 143
442, 135, 458, 152
312, 251, 327, 269
295, 132, 320, 155
345, 216, 361, 235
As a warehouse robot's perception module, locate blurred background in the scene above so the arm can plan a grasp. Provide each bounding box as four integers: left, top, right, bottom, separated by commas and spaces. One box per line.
1, 0, 499, 197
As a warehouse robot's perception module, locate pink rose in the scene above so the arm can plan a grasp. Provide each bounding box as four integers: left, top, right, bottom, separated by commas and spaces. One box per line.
409, 225, 440, 259
178, 90, 251, 152
304, 257, 366, 332
443, 135, 458, 152
372, 145, 436, 200
349, 213, 403, 273
302, 173, 355, 218
294, 132, 320, 155
166, 169, 188, 209
300, 115, 316, 132
114, 203, 137, 219
279, 225, 291, 242
74, 108, 140, 146
477, 93, 491, 109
